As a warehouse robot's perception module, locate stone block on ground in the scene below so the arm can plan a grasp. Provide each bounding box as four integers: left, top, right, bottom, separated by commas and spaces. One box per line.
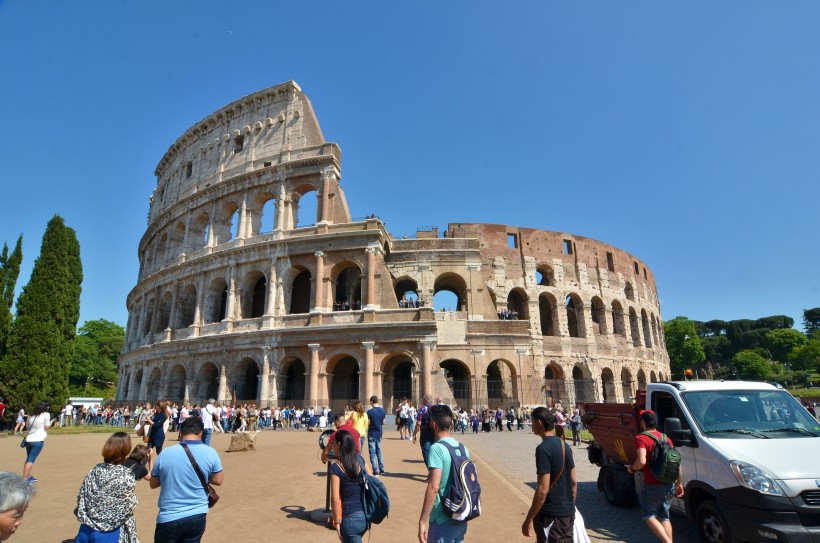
227, 431, 257, 452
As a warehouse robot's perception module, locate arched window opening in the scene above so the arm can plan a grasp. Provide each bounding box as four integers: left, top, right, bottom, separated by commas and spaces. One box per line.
486, 360, 516, 407
433, 291, 458, 312
504, 289, 528, 320
155, 292, 173, 333
433, 273, 468, 312
194, 363, 219, 404
233, 359, 259, 403
289, 270, 312, 314
170, 222, 186, 259
601, 368, 616, 403
628, 308, 641, 347
650, 371, 657, 383
176, 285, 197, 328
539, 293, 557, 336
146, 368, 162, 402
641, 309, 652, 348
155, 234, 168, 267
439, 360, 471, 406
167, 365, 186, 402
383, 355, 415, 412
282, 358, 306, 403
572, 366, 595, 404
637, 369, 647, 390
202, 222, 211, 247
544, 364, 566, 407
205, 278, 228, 323
228, 208, 240, 241
611, 301, 625, 336
258, 196, 277, 234
590, 297, 607, 336
625, 282, 635, 301
294, 189, 318, 228
651, 314, 660, 347
395, 278, 420, 308
142, 298, 156, 337
565, 295, 585, 338
330, 357, 360, 412
333, 265, 362, 311
621, 368, 634, 403
536, 264, 555, 286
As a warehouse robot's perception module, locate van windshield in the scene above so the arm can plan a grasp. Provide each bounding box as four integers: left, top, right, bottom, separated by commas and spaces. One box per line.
681, 389, 820, 438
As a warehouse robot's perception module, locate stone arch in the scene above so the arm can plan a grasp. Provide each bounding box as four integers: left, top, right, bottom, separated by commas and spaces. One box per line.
331, 261, 363, 309
250, 190, 277, 235
155, 291, 173, 333
167, 364, 187, 402
169, 221, 186, 259
651, 313, 660, 347
382, 353, 417, 412
204, 277, 228, 323
637, 368, 647, 390
433, 273, 468, 312
141, 297, 156, 337
536, 264, 555, 286
506, 288, 529, 320
292, 184, 319, 228
439, 359, 472, 406
240, 270, 267, 319
194, 362, 219, 404
611, 300, 626, 336
543, 362, 566, 407
486, 359, 518, 407
394, 277, 420, 307
641, 309, 652, 348
279, 357, 307, 405
146, 367, 162, 403
572, 364, 595, 404
565, 294, 586, 338
601, 367, 616, 403
189, 211, 210, 250
628, 307, 641, 347
620, 367, 634, 403
326, 354, 361, 411
284, 266, 312, 315
650, 370, 657, 383
232, 357, 260, 403
539, 292, 558, 336
176, 284, 197, 328
217, 201, 241, 244
590, 296, 607, 336
132, 368, 144, 401
155, 232, 168, 267
625, 281, 635, 301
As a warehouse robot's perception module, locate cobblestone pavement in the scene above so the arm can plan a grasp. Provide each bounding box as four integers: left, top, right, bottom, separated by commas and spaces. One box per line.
454, 429, 702, 543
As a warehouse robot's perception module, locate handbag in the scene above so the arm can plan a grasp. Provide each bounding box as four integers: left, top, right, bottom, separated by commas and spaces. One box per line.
135, 424, 145, 437
181, 443, 219, 508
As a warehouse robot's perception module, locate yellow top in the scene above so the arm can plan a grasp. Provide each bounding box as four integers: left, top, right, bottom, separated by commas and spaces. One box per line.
349, 410, 369, 436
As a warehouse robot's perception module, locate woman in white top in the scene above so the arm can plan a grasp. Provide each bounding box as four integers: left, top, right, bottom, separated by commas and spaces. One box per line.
22, 401, 55, 484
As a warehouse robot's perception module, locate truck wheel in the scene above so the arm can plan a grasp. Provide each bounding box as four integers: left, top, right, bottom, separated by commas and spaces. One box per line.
601, 466, 630, 507
696, 500, 734, 543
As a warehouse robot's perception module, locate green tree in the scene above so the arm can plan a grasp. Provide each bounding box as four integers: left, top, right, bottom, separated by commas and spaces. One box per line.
664, 316, 706, 379
0, 235, 22, 358
788, 339, 820, 374
764, 328, 807, 363
732, 350, 772, 380
0, 216, 83, 408
804, 308, 820, 336
69, 319, 124, 397
702, 334, 732, 366
754, 315, 793, 330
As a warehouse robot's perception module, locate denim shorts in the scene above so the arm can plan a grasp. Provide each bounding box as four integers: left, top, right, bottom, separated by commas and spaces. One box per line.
429, 518, 468, 543
340, 511, 367, 543
640, 483, 673, 521
25, 440, 44, 463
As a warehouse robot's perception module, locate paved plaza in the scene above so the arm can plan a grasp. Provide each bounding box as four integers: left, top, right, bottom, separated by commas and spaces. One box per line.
0, 428, 699, 542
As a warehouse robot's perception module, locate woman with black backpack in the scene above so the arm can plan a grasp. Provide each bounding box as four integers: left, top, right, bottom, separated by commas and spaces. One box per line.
329, 429, 373, 543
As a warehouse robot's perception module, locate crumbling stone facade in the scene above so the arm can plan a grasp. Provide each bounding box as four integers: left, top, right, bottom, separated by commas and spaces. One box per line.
116, 81, 670, 411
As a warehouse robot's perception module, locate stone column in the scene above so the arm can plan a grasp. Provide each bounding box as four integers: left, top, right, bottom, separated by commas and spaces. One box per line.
127, 370, 137, 401
319, 170, 334, 224
238, 191, 249, 240
308, 344, 321, 407
365, 245, 379, 310
312, 251, 325, 313
168, 281, 180, 331
183, 378, 191, 403
138, 370, 149, 402
466, 263, 481, 318
362, 341, 375, 400
225, 265, 237, 321
217, 362, 228, 402
265, 260, 277, 316
260, 347, 271, 405
420, 339, 436, 399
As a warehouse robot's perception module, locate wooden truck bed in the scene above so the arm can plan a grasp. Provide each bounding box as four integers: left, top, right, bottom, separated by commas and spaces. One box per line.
583, 401, 641, 465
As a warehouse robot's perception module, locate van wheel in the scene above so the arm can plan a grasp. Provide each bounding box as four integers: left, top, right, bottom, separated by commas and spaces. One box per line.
601, 466, 632, 507
696, 500, 734, 543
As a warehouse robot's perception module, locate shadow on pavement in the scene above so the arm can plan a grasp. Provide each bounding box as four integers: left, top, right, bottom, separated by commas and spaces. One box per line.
281, 505, 314, 523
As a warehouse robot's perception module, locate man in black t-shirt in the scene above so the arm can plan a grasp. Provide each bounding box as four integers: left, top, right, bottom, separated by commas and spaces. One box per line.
522, 406, 577, 543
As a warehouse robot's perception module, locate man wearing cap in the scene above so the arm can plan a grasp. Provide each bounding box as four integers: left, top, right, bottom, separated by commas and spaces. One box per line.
366, 396, 386, 476
321, 413, 361, 463
627, 410, 684, 543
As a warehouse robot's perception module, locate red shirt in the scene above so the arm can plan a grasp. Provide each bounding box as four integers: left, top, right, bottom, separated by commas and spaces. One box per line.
635, 430, 674, 485
328, 423, 361, 453
0, 401, 5, 417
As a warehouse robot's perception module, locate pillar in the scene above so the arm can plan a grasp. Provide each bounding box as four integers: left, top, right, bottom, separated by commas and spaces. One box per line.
312, 251, 325, 313
308, 343, 321, 407
138, 370, 149, 402
265, 260, 277, 316
225, 265, 237, 321
238, 191, 249, 239
275, 183, 287, 232
362, 342, 375, 400
320, 170, 333, 223
168, 281, 180, 331
217, 362, 228, 402
260, 347, 271, 406
365, 245, 378, 310
420, 340, 436, 399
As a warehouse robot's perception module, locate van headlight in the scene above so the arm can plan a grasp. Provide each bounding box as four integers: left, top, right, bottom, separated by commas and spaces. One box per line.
729, 461, 785, 496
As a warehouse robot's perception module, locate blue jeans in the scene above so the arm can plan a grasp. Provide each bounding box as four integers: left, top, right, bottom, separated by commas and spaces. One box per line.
340, 511, 367, 543
368, 436, 384, 473
640, 483, 673, 521
202, 429, 213, 446
154, 513, 207, 543
25, 440, 44, 463
421, 440, 432, 468
429, 519, 467, 543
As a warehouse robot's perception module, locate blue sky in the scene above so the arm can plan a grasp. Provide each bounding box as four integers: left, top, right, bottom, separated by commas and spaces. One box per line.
0, 2, 818, 329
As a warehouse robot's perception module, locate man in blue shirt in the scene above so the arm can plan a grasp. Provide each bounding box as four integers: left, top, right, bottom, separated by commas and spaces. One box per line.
367, 395, 386, 476
150, 416, 223, 542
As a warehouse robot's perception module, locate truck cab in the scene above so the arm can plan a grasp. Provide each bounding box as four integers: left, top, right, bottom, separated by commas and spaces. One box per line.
587, 380, 820, 543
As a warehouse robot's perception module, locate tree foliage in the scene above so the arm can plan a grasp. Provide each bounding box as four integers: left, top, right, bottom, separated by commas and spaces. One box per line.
0, 236, 22, 358
0, 216, 82, 409
804, 308, 820, 337
764, 328, 807, 363
732, 350, 772, 380
664, 317, 705, 379
69, 319, 124, 397
788, 339, 820, 374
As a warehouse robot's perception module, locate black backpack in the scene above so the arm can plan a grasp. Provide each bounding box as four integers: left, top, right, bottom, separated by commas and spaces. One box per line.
357, 457, 390, 528
439, 441, 481, 521
642, 431, 681, 484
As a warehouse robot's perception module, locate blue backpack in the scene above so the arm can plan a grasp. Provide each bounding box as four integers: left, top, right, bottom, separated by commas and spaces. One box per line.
439, 441, 481, 521
358, 457, 390, 527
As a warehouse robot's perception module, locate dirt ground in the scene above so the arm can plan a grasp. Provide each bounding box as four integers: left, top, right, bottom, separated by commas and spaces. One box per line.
0, 429, 530, 542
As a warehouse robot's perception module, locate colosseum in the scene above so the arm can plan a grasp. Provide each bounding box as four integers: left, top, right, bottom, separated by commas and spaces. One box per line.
116, 80, 670, 413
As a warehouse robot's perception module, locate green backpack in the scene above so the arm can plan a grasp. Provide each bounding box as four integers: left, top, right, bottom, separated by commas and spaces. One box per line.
642, 431, 681, 484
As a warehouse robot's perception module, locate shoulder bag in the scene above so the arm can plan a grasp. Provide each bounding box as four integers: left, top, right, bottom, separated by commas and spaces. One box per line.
181, 443, 219, 508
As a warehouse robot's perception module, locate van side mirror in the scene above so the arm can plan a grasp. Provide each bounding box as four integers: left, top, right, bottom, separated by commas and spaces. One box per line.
663, 417, 694, 447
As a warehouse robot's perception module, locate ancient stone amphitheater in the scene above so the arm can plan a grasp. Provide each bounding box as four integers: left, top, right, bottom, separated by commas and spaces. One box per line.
116, 81, 670, 412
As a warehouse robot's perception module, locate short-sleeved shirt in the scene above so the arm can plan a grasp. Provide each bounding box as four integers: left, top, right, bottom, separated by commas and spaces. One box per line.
635, 430, 674, 485
151, 440, 223, 523
417, 403, 434, 444
330, 456, 365, 515
328, 424, 361, 453
535, 436, 575, 517
428, 437, 469, 525
201, 404, 217, 430
367, 406, 385, 438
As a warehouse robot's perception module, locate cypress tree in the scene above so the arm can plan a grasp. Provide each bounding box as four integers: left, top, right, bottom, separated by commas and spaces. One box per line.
0, 217, 82, 408
0, 235, 23, 358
